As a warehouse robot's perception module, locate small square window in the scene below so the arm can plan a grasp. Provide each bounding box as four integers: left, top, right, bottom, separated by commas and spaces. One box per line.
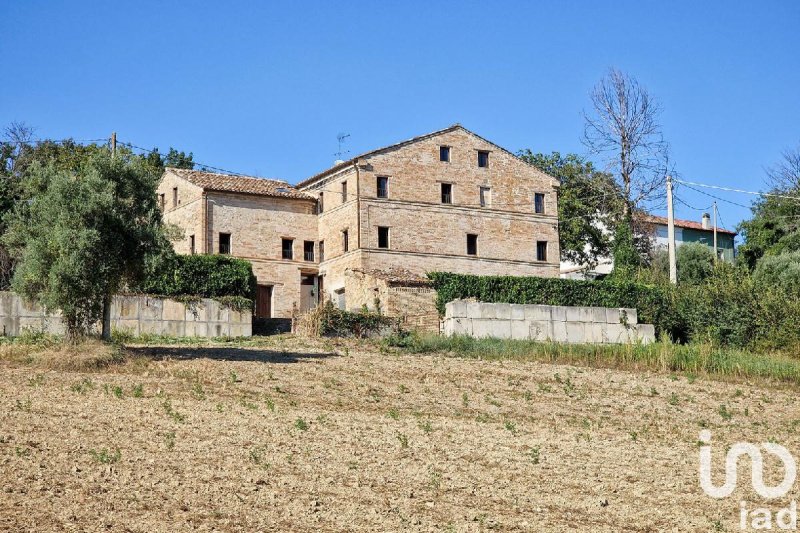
534, 193, 545, 214
219, 233, 231, 255
478, 151, 489, 168
480, 186, 491, 207
378, 226, 390, 249
282, 238, 294, 260
341, 181, 348, 203
441, 183, 452, 204
342, 230, 349, 253
304, 241, 315, 262
440, 146, 450, 162
467, 234, 478, 256
189, 235, 195, 255
377, 176, 389, 199
536, 241, 548, 262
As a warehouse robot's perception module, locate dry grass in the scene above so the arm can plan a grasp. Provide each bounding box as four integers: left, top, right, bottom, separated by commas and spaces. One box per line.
0, 334, 798, 531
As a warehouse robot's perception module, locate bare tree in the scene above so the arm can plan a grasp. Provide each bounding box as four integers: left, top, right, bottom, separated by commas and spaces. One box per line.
766, 144, 800, 192
583, 68, 671, 222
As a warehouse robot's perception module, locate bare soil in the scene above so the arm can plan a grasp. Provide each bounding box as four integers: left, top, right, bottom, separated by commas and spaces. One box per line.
1, 336, 798, 532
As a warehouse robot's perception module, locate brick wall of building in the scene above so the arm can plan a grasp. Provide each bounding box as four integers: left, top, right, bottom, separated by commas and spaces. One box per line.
158, 172, 205, 255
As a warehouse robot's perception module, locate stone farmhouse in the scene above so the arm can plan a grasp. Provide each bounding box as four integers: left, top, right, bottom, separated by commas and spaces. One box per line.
157, 125, 561, 328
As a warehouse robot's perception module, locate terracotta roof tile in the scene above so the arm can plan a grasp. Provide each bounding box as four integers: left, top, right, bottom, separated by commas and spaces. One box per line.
168, 168, 315, 200
641, 214, 737, 235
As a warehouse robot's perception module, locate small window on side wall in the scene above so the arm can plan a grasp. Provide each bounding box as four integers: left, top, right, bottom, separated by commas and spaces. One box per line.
377, 226, 390, 249
282, 238, 294, 260
189, 235, 195, 255
534, 193, 545, 214
342, 230, 349, 253
440, 146, 450, 162
377, 176, 389, 198
536, 241, 548, 261
172, 187, 178, 207
479, 186, 491, 207
341, 181, 348, 203
441, 183, 453, 204
478, 151, 489, 168
466, 234, 478, 256
219, 233, 231, 255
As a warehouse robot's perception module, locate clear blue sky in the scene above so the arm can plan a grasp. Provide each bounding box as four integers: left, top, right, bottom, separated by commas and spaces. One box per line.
2, 1, 799, 235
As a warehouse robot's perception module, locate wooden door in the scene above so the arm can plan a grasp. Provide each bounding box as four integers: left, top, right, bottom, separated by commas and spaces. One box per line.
256, 285, 273, 318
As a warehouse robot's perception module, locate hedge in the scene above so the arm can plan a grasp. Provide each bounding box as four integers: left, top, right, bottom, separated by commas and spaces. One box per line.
138, 254, 256, 300
427, 272, 676, 337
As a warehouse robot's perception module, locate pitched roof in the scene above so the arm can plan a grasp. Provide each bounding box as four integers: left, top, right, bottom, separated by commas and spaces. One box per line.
167, 168, 314, 201
296, 124, 558, 189
641, 214, 737, 235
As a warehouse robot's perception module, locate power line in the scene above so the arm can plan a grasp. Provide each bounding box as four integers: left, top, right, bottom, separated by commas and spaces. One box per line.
117, 140, 252, 177
675, 178, 800, 202
673, 194, 712, 212
678, 181, 753, 210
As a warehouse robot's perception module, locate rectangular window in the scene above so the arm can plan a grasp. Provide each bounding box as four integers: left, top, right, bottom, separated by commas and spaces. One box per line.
479, 186, 491, 207
478, 151, 489, 168
441, 183, 452, 204
304, 241, 315, 262
282, 238, 294, 260
318, 192, 324, 213
189, 235, 195, 255
377, 226, 390, 249
467, 234, 478, 256
342, 230, 349, 253
440, 146, 450, 162
341, 181, 348, 203
172, 187, 178, 207
536, 241, 548, 261
219, 233, 231, 255
534, 193, 545, 214
159, 193, 165, 210
319, 240, 325, 262
377, 176, 389, 198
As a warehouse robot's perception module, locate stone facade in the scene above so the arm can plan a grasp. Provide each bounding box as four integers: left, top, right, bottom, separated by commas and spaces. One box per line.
157, 125, 561, 324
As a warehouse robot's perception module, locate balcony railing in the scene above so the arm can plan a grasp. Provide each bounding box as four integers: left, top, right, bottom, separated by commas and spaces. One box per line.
441, 193, 452, 204
377, 187, 388, 198
282, 250, 293, 260
304, 251, 315, 262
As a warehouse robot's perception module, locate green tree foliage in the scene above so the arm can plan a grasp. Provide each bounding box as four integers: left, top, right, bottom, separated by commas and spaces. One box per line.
737, 145, 800, 269
518, 151, 624, 268
3, 153, 165, 338
676, 243, 714, 285
608, 218, 643, 280
752, 251, 800, 295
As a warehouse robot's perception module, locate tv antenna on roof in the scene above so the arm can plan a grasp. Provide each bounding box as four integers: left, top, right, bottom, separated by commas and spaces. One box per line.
334, 132, 351, 159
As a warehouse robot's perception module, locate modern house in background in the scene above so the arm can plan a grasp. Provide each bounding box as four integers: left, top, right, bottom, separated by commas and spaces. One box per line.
157, 125, 561, 325
560, 213, 737, 279
644, 214, 736, 262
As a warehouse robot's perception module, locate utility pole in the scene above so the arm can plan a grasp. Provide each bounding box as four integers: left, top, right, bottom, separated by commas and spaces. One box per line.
102, 131, 117, 341
666, 175, 677, 285
713, 201, 718, 263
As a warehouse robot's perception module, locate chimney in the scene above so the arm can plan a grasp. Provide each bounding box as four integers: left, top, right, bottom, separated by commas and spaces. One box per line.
701, 213, 711, 230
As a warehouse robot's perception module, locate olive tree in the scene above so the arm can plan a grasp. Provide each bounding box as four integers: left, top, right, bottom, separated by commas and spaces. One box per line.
3, 153, 165, 340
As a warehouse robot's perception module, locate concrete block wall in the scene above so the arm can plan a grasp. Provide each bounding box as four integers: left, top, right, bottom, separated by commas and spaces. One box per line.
443, 300, 655, 344
0, 292, 252, 338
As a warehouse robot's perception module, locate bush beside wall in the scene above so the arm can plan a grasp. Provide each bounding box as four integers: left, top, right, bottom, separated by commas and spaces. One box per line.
137, 254, 257, 300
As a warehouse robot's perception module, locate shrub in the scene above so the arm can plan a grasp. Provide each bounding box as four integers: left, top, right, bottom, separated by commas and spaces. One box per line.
427, 271, 676, 336
298, 300, 399, 338
137, 253, 256, 300
676, 243, 715, 285
753, 251, 800, 295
